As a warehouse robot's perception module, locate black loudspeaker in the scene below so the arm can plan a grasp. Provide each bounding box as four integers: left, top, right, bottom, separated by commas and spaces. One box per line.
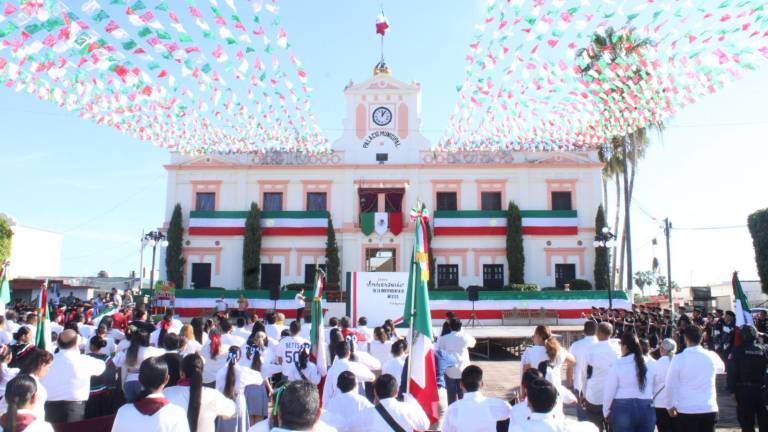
269, 285, 280, 301
467, 286, 481, 302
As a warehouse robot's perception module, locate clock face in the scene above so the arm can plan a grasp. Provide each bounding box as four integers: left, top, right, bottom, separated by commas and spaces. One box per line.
371, 106, 393, 126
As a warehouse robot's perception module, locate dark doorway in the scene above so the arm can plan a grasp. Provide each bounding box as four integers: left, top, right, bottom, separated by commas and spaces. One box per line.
482, 264, 504, 290
555, 263, 576, 288
191, 263, 212, 289
304, 264, 328, 287
261, 264, 282, 291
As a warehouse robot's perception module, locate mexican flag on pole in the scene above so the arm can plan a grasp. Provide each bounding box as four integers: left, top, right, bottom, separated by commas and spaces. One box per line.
733, 271, 754, 327
403, 203, 439, 424
0, 265, 10, 315
35, 282, 51, 351
310, 269, 327, 376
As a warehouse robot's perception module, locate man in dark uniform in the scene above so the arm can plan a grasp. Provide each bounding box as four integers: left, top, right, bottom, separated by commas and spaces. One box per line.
716, 311, 737, 360
727, 325, 768, 431
755, 310, 768, 342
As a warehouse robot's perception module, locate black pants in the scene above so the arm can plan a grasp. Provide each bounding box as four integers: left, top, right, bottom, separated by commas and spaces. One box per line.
45, 400, 86, 424
296, 307, 305, 320
584, 401, 607, 432
656, 407, 678, 432
677, 412, 717, 432
736, 386, 768, 432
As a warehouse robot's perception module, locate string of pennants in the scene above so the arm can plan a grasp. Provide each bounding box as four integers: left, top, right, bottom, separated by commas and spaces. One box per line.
439, 0, 768, 151
0, 0, 327, 154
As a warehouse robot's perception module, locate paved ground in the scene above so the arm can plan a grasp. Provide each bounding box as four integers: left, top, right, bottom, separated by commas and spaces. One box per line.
472, 351, 741, 431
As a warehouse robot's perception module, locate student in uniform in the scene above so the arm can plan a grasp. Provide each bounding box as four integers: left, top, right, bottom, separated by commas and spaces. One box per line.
178, 324, 203, 357
239, 342, 272, 425
0, 345, 20, 416
84, 335, 120, 419
283, 344, 320, 385
216, 346, 263, 432
350, 374, 430, 432
17, 350, 52, 420
325, 371, 373, 431
9, 328, 34, 369
442, 365, 512, 432
381, 340, 407, 389
200, 329, 230, 387
111, 356, 190, 432
602, 333, 656, 432
113, 328, 164, 402
275, 321, 309, 381
368, 327, 394, 367
508, 379, 598, 432
165, 354, 236, 432
322, 341, 375, 406
0, 374, 54, 432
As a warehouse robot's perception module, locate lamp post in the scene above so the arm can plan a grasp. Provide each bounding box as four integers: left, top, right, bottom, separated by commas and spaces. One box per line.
144, 230, 168, 292
594, 226, 617, 309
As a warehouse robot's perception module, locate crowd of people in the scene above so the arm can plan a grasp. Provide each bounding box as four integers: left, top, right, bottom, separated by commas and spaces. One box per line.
0, 292, 765, 432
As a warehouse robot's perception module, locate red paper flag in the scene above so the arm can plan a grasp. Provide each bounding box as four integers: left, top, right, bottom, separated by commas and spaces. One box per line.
376, 13, 389, 36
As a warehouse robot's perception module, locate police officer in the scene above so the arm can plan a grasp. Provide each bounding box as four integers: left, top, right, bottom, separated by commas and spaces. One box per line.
727, 325, 768, 431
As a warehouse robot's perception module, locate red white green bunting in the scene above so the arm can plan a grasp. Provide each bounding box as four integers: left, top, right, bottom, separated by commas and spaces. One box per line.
189, 210, 328, 236
433, 210, 578, 236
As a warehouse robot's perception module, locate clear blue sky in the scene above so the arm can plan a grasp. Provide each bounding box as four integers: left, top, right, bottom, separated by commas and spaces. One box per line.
0, 1, 765, 287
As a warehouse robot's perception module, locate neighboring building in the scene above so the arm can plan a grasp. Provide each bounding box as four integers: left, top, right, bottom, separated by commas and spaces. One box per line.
9, 276, 138, 304
0, 214, 62, 279
160, 65, 603, 291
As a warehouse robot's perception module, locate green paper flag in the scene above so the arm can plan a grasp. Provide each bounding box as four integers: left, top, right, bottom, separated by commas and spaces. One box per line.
0, 276, 10, 306
360, 213, 375, 236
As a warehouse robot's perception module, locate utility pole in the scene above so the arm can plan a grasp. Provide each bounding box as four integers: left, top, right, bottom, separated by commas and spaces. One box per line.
623, 136, 633, 297
665, 218, 673, 312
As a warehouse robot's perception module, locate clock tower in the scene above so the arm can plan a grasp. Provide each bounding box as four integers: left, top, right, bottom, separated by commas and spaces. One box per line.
332, 65, 431, 164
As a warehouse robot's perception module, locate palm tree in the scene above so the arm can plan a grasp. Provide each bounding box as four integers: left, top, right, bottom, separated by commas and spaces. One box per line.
577, 26, 662, 291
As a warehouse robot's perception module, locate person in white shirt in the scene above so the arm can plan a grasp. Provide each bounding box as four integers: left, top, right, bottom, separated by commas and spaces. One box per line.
283, 344, 321, 385
275, 321, 310, 377
113, 329, 164, 402
216, 346, 264, 432
436, 318, 476, 404
520, 325, 575, 397
111, 288, 122, 309
580, 322, 620, 432
294, 289, 306, 320
220, 320, 246, 348
355, 317, 374, 352
325, 371, 373, 432
41, 330, 106, 423
1, 374, 54, 432
4, 312, 20, 335
653, 338, 678, 432
239, 335, 274, 424
322, 340, 375, 406
0, 317, 14, 346
111, 356, 190, 432
165, 354, 236, 432
200, 330, 230, 386
368, 327, 394, 367
178, 324, 203, 357
508, 378, 598, 432
252, 380, 325, 432
665, 324, 725, 431
602, 332, 656, 432
381, 340, 407, 389
233, 318, 252, 342
215, 297, 228, 316
350, 374, 430, 432
442, 365, 512, 432
567, 320, 598, 421
325, 317, 339, 345
17, 349, 52, 420
264, 313, 283, 343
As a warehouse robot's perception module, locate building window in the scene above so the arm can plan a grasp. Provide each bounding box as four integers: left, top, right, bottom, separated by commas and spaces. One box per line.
306, 192, 327, 211
365, 248, 396, 272
482, 264, 504, 290
480, 192, 502, 211
195, 192, 216, 211
437, 264, 459, 288
436, 192, 458, 211
304, 263, 328, 286
551, 191, 573, 211
555, 263, 576, 288
263, 192, 283, 211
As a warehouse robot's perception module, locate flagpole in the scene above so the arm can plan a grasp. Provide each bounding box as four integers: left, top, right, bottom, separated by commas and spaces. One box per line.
405, 202, 423, 395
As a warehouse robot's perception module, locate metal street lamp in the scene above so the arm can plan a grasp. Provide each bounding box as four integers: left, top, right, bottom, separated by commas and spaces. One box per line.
144, 230, 168, 291
594, 226, 617, 309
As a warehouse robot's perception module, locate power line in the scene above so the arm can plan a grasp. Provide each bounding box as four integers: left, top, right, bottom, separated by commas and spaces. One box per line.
673, 224, 747, 231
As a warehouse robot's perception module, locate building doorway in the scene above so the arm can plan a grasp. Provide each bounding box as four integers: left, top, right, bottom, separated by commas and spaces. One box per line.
482, 264, 504, 290
261, 264, 282, 290
555, 263, 576, 288
191, 263, 212, 289
365, 248, 396, 272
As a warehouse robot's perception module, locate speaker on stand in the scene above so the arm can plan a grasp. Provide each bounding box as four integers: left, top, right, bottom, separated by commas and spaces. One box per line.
467, 286, 482, 328
269, 285, 280, 311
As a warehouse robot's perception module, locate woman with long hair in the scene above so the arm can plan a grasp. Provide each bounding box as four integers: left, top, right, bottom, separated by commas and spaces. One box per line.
215, 346, 263, 432
112, 328, 164, 402
240, 332, 274, 425
283, 344, 320, 385
84, 335, 120, 418
151, 312, 174, 348
652, 338, 678, 432
165, 354, 235, 432
368, 327, 393, 367
178, 324, 203, 357
520, 325, 575, 398
383, 319, 399, 341
603, 332, 656, 432
0, 345, 19, 416
9, 327, 34, 369
111, 357, 189, 432
190, 318, 208, 346
1, 374, 54, 432
328, 328, 344, 364
201, 328, 230, 387
17, 349, 52, 419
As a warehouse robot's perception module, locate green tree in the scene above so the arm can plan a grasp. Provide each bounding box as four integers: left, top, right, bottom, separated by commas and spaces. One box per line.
243, 202, 262, 290
506, 201, 524, 284
633, 270, 655, 295
325, 218, 340, 286
655, 275, 679, 295
165, 204, 185, 289
594, 205, 610, 290
0, 218, 11, 264
425, 219, 436, 290
748, 209, 768, 294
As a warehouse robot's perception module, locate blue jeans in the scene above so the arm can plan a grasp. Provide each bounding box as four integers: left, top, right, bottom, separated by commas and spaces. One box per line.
609, 398, 656, 432
445, 376, 463, 405
123, 380, 143, 403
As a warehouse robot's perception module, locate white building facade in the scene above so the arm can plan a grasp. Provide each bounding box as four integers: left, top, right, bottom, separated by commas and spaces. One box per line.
161, 69, 603, 292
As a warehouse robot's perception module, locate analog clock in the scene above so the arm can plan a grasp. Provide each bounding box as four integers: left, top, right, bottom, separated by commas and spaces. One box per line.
371, 106, 393, 126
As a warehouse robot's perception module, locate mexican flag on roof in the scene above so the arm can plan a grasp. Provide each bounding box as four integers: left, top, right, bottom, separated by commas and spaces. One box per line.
189, 211, 329, 236
433, 210, 578, 235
